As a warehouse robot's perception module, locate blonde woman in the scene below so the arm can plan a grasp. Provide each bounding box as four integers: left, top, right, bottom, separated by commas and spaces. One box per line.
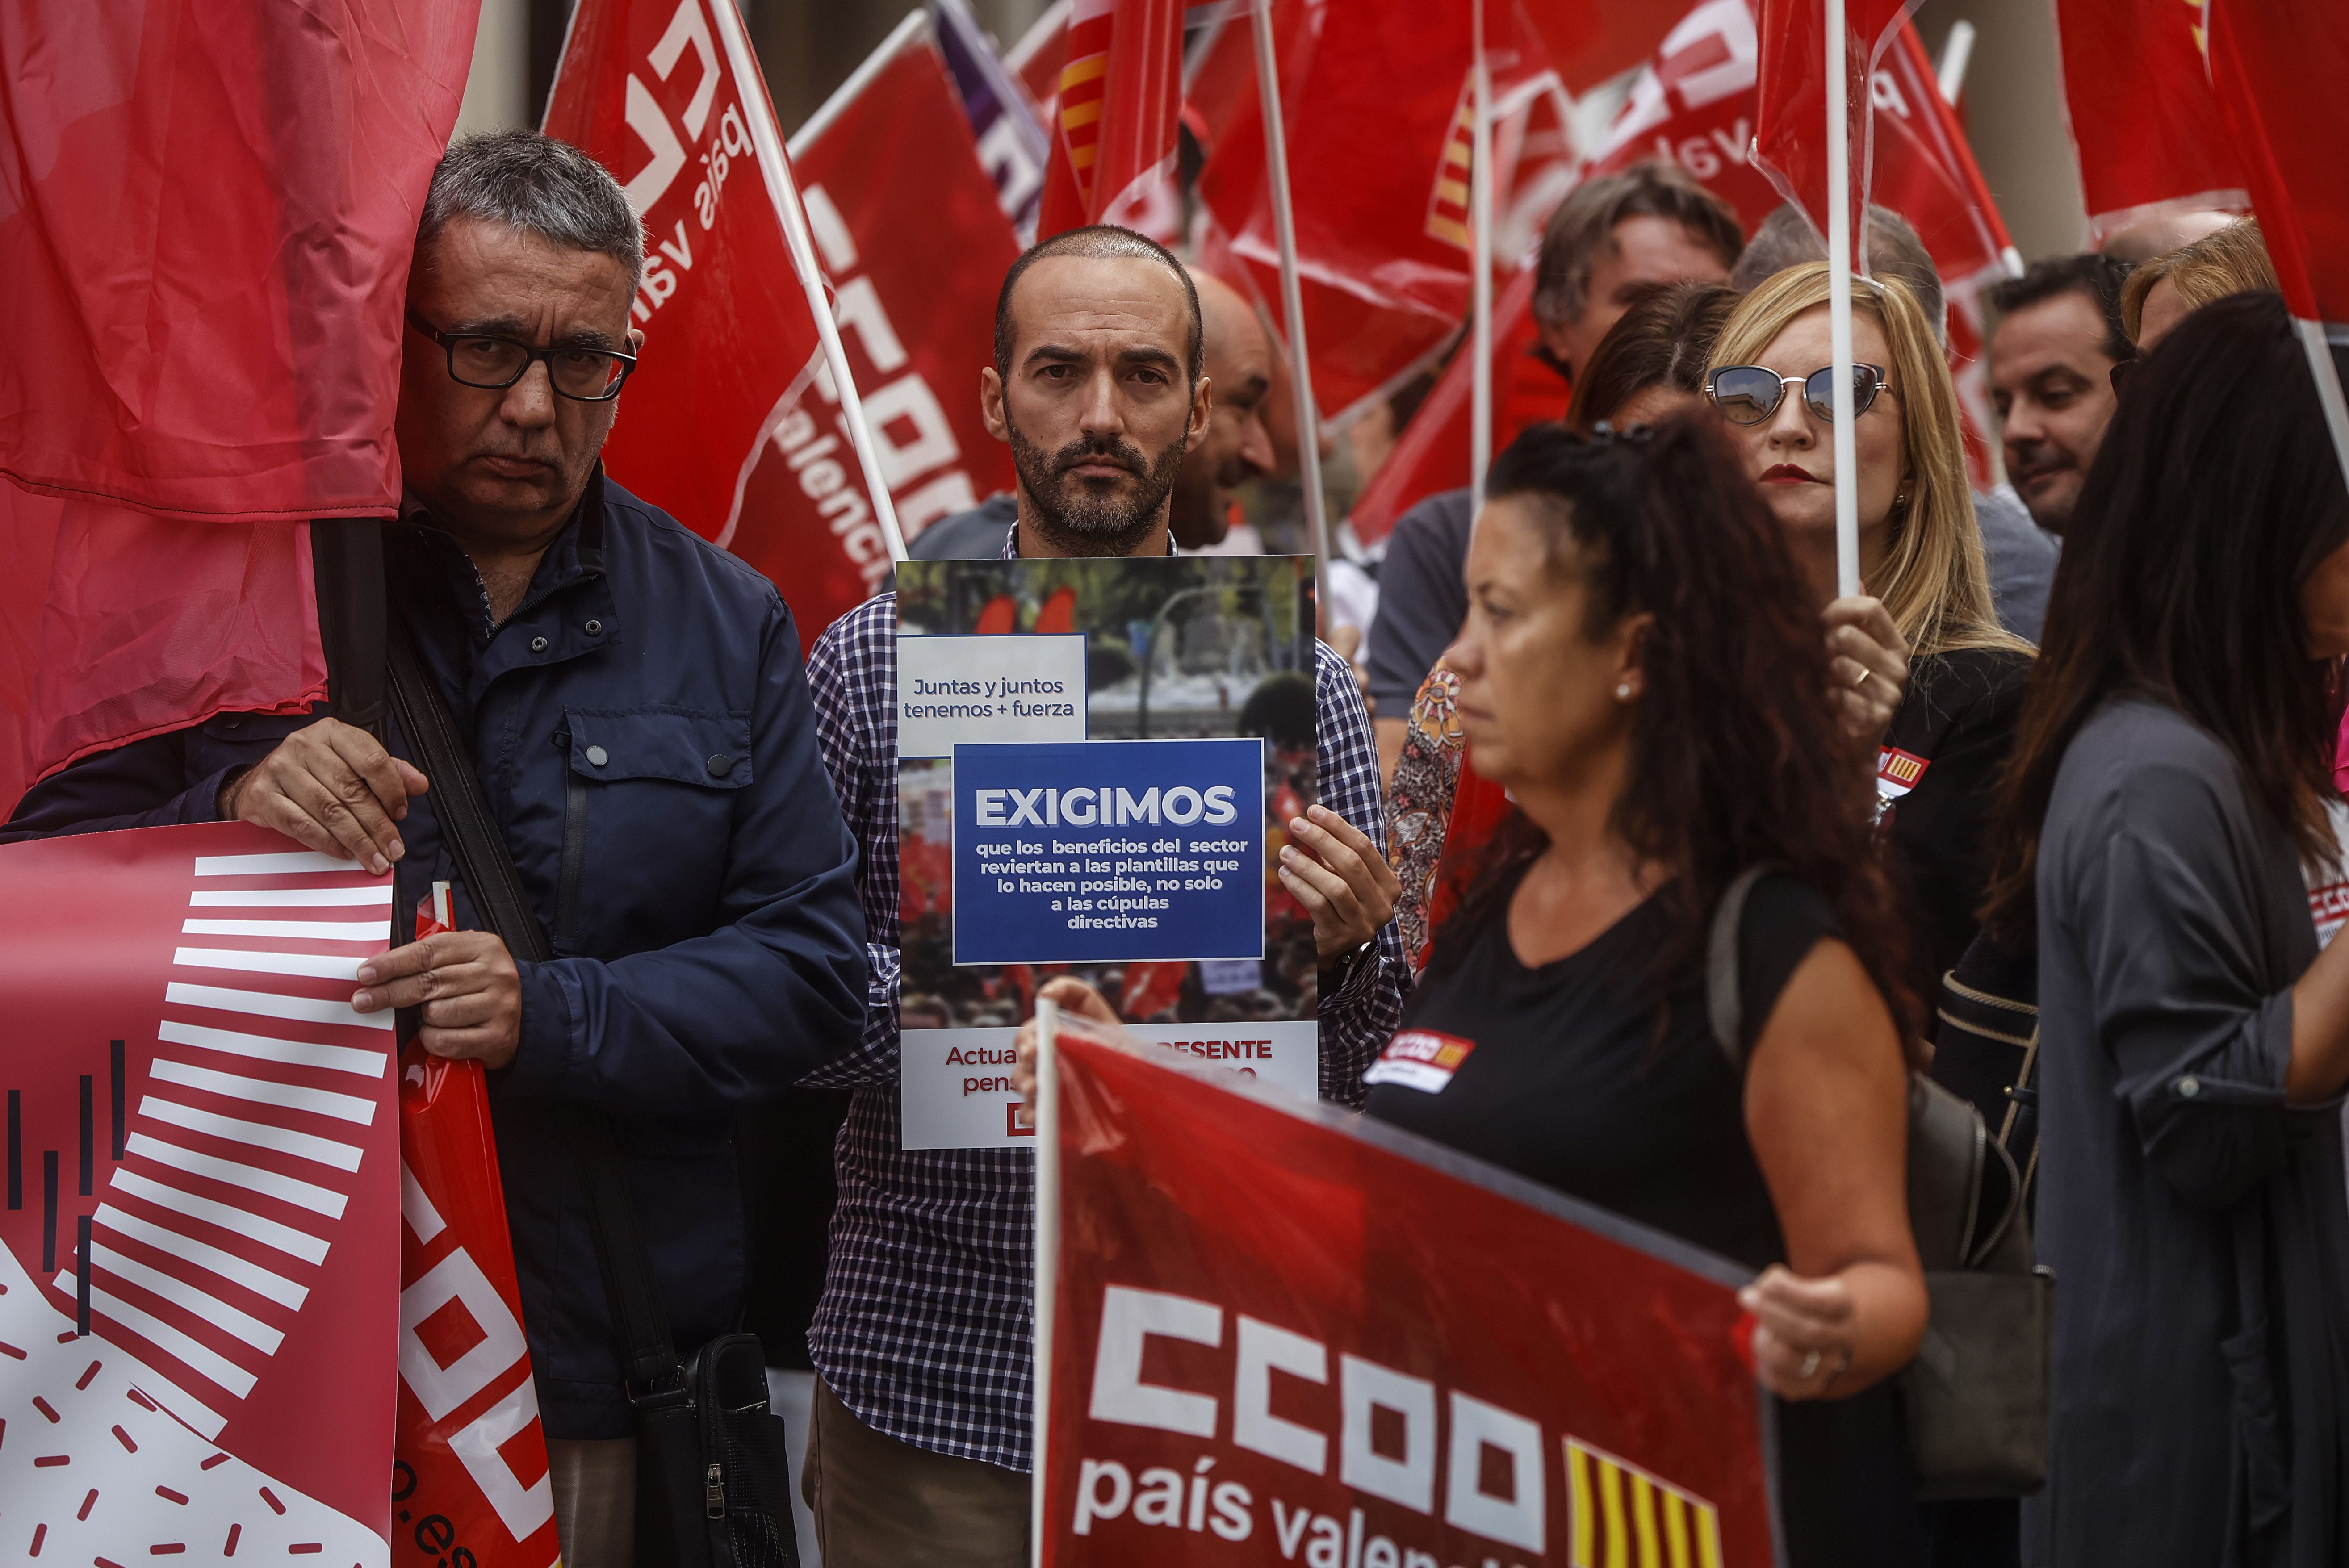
1708, 263, 2034, 1017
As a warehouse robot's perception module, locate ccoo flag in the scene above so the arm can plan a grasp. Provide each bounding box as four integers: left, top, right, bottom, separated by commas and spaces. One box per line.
2054, 0, 2249, 236
753, 16, 1022, 564
1751, 0, 1920, 263
2208, 0, 2349, 341
1035, 0, 1189, 238
0, 0, 476, 814
545, 0, 901, 646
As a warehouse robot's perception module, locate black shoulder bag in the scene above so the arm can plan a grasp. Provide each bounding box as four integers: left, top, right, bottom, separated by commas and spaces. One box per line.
1707, 867, 2054, 1500
385, 624, 799, 1568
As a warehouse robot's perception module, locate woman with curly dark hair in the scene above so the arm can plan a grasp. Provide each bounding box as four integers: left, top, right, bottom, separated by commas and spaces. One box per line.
1364, 416, 1928, 1562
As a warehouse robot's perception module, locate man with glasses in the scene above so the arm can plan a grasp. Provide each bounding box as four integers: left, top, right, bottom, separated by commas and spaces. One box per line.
4, 131, 869, 1568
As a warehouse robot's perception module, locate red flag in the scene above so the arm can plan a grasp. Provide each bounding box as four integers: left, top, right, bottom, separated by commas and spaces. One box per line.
1197, 4, 1553, 422
1036, 0, 1188, 238
1520, 0, 1713, 93
1010, 0, 1075, 110
1, 491, 327, 817
0, 823, 398, 1557
1582, 0, 2012, 481
730, 17, 1020, 614
1750, 0, 1919, 263
2055, 0, 2249, 235
394, 886, 557, 1568
1344, 267, 1567, 547
1353, 0, 2019, 533
1036, 1024, 1775, 1565
0, 0, 474, 814
545, 0, 903, 646
2208, 0, 2349, 336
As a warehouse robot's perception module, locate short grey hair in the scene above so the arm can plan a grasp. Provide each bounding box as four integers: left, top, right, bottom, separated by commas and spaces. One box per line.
1730, 202, 1946, 346
417, 130, 645, 292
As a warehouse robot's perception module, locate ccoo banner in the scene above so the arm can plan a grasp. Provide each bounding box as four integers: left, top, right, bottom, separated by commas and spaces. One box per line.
0, 822, 398, 1563
1034, 1022, 1777, 1567
768, 14, 1024, 567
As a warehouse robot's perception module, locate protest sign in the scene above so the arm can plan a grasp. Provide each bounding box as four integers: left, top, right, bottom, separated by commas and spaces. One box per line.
0, 821, 398, 1563
896, 556, 1319, 1149
1033, 1020, 1777, 1566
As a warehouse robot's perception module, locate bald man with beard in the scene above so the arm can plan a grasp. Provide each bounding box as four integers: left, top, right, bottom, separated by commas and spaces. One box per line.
908, 263, 1277, 558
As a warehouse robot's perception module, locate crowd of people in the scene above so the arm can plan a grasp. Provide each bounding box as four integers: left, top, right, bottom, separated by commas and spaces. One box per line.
7, 122, 2349, 1568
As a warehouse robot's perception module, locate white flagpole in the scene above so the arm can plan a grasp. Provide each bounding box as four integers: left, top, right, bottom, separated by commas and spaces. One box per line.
1470, 0, 1495, 516
708, 0, 910, 563
1029, 996, 1063, 1568
1253, 0, 1332, 622
1824, 0, 1861, 598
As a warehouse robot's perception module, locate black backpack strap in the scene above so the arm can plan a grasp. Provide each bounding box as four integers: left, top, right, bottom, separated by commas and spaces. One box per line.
1705, 866, 1774, 1069
383, 621, 691, 1413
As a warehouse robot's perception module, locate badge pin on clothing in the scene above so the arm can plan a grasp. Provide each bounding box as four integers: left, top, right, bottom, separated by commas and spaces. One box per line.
1874, 746, 1931, 826
1361, 1028, 1478, 1093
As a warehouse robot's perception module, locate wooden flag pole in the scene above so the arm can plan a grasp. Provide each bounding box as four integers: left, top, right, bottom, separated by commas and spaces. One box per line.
1824, 0, 1862, 598
1253, 0, 1332, 620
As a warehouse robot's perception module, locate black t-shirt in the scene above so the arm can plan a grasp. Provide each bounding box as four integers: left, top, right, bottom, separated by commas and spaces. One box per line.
1365, 871, 1831, 1271
1364, 868, 1922, 1565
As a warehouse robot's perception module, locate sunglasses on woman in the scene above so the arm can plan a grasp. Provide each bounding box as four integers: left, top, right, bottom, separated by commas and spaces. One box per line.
1705, 363, 1896, 425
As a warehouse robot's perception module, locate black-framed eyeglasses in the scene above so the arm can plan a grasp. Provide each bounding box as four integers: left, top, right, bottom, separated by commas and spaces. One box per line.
1705, 363, 1896, 426
406, 310, 637, 402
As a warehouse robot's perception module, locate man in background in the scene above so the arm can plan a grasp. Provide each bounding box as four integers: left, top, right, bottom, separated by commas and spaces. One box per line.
1366, 162, 1742, 779
909, 263, 1276, 558
1986, 254, 2133, 536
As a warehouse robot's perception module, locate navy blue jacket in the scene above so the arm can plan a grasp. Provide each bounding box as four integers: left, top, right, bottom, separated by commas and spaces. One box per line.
4, 470, 869, 1437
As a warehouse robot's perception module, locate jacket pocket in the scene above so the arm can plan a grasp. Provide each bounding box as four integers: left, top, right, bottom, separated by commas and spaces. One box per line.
561, 707, 755, 788
556, 709, 753, 948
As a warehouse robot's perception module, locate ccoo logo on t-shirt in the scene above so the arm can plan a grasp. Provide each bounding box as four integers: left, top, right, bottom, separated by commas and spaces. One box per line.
1362, 1028, 1477, 1094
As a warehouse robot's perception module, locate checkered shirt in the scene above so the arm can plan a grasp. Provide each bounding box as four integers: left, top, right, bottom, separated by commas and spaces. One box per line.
799, 531, 1407, 1472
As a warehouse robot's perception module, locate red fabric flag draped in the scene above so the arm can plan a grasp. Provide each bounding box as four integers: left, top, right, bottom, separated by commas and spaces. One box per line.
1750, 0, 1918, 263
1036, 0, 1188, 237
737, 18, 1020, 575
0, 0, 476, 815
2056, 0, 2249, 235
545, 0, 899, 648
1348, 0, 2018, 544
1196, 3, 1544, 423
2208, 0, 2349, 338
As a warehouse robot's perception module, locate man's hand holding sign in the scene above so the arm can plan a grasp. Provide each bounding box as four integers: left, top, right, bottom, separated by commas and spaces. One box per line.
1013, 799, 1399, 1089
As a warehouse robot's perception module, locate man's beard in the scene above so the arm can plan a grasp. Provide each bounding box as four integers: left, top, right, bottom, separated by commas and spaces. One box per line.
1008, 416, 1186, 555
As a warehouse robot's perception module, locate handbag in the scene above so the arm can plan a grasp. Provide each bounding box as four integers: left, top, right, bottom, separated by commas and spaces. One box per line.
1932, 934, 2043, 1217
386, 622, 800, 1567
1707, 867, 2054, 1500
